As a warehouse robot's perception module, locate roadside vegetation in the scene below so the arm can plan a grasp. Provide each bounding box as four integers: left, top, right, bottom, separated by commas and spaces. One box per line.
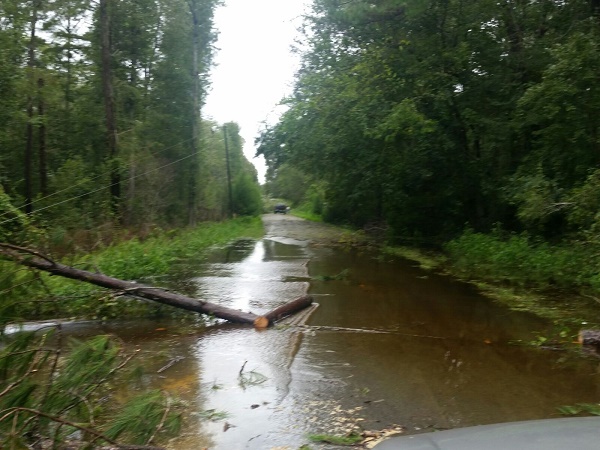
0, 216, 263, 449
0, 332, 183, 449
259, 0, 600, 325
2, 0, 600, 446
1, 216, 263, 323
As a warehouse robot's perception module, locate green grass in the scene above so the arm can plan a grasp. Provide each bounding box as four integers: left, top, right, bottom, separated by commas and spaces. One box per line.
308, 432, 362, 445
384, 230, 600, 327
3, 217, 264, 320
558, 403, 600, 416
443, 229, 590, 290
84, 216, 263, 280
291, 209, 323, 222
383, 246, 446, 271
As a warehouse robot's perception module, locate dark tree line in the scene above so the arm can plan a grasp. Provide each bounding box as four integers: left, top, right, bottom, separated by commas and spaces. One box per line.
258, 0, 600, 245
0, 0, 262, 249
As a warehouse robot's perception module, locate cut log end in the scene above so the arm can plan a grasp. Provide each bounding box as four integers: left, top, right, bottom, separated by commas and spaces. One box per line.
579, 329, 600, 347
253, 295, 314, 328
253, 316, 270, 329
0, 242, 314, 328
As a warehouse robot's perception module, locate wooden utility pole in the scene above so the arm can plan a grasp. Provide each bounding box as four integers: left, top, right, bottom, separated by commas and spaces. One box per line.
223, 125, 234, 218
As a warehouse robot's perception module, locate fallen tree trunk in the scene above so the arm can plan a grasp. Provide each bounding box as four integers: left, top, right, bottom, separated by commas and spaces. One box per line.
0, 243, 312, 327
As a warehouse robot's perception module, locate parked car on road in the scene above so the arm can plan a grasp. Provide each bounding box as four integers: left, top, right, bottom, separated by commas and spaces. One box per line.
274, 203, 288, 214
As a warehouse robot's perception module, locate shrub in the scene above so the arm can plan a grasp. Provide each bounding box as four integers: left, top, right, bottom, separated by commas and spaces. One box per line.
444, 229, 595, 291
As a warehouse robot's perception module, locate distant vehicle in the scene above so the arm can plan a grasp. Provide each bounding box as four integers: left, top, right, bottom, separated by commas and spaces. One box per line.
274, 203, 288, 214
373, 417, 600, 450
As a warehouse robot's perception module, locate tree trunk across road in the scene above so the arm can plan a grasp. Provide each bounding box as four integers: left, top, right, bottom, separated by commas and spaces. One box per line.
0, 242, 312, 327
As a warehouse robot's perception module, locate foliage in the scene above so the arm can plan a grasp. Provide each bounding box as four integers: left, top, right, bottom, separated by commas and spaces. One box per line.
444, 229, 592, 290
1, 217, 264, 321
264, 164, 311, 207
0, 331, 181, 448
103, 390, 182, 444
0, 187, 31, 243
257, 0, 600, 247
0, 0, 262, 239
558, 403, 600, 417
232, 172, 263, 217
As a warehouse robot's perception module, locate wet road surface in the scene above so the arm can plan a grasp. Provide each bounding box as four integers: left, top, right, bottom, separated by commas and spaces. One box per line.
47, 215, 600, 449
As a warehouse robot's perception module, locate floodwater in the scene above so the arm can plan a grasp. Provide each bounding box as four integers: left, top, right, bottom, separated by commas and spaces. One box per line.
50, 218, 600, 449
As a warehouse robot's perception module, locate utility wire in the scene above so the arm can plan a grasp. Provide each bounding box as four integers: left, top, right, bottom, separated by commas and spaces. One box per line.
0, 143, 203, 228
0, 134, 197, 221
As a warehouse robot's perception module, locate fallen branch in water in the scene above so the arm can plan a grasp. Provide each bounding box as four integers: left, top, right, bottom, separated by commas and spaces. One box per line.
0, 243, 313, 328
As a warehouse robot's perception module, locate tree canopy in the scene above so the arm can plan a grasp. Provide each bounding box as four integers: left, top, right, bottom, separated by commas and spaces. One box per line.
0, 0, 262, 250
257, 0, 600, 244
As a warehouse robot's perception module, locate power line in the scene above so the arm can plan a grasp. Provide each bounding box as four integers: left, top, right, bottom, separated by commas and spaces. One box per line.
0, 143, 203, 228
0, 135, 197, 221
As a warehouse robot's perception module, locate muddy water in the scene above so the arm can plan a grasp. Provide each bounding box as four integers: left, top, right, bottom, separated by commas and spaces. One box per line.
63, 220, 600, 449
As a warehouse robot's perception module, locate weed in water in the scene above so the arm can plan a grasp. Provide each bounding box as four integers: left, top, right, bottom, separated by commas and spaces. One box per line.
308, 432, 362, 445
198, 409, 230, 421
558, 403, 600, 416
238, 369, 268, 388
314, 269, 350, 281
238, 360, 268, 389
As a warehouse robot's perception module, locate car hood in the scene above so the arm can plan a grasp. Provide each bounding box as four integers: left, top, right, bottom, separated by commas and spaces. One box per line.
374, 417, 600, 450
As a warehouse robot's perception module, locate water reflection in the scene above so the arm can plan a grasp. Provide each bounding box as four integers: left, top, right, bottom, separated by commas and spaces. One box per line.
298, 249, 600, 433
191, 239, 309, 314
48, 238, 600, 449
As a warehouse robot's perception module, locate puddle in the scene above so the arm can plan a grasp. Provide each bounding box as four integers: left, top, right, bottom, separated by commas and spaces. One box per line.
24, 234, 600, 449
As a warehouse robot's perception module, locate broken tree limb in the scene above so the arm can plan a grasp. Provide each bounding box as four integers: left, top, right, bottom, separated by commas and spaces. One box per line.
0, 243, 312, 327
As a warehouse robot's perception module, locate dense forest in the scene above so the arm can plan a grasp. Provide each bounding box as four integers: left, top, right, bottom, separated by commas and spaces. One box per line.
258, 0, 600, 293
0, 2, 265, 447
1, 1, 600, 447
260, 0, 600, 242
0, 0, 262, 252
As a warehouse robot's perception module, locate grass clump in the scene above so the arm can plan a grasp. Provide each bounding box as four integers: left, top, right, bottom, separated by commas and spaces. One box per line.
558, 403, 600, 416
0, 331, 182, 448
383, 246, 445, 271
2, 217, 264, 321
308, 432, 362, 445
443, 229, 592, 290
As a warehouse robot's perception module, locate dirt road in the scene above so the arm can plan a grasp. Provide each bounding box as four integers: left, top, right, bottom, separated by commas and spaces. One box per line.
262, 213, 360, 246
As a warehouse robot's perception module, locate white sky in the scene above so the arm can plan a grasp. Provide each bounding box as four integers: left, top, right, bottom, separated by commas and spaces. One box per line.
203, 0, 310, 184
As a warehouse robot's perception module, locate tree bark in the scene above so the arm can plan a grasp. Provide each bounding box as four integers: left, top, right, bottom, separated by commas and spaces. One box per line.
38, 76, 47, 197
100, 0, 120, 216
255, 295, 314, 328
0, 244, 313, 327
187, 0, 201, 226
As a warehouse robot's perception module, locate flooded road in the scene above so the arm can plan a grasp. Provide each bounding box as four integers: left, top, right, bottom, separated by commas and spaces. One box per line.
72, 216, 600, 448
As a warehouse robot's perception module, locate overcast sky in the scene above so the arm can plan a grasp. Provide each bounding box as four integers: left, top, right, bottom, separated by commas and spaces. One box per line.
203, 0, 310, 183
